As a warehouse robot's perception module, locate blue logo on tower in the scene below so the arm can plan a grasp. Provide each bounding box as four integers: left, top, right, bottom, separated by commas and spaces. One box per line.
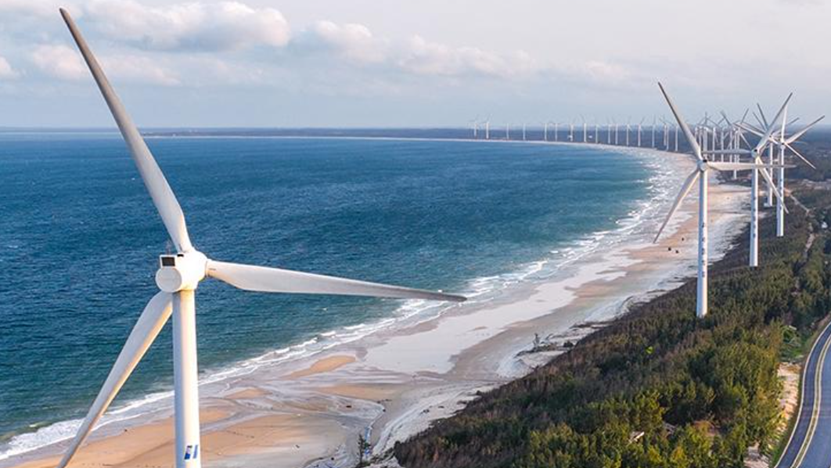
184, 444, 199, 461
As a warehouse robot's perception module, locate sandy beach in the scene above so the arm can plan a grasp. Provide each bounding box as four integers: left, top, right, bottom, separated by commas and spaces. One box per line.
2, 146, 751, 468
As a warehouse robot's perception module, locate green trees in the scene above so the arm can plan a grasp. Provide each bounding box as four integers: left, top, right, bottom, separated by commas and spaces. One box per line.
396, 190, 831, 468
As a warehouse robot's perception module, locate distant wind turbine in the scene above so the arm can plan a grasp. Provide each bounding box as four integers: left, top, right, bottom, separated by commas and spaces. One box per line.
742, 110, 824, 237
731, 94, 793, 266
56, 10, 465, 468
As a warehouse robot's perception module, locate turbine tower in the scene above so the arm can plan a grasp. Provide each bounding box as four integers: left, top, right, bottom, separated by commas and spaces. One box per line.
581, 116, 588, 143
57, 10, 465, 468
654, 83, 782, 318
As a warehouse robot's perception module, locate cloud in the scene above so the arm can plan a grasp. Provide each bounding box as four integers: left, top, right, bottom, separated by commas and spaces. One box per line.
398, 36, 539, 79
82, 0, 290, 52
30, 44, 87, 80
297, 21, 388, 64
29, 44, 179, 85
103, 54, 180, 86
0, 56, 19, 79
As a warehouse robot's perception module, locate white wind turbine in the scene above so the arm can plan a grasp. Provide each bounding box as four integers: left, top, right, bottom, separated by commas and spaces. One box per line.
581, 116, 588, 143
637, 118, 645, 147
625, 118, 632, 146
607, 120, 613, 145
57, 10, 465, 468
522, 123, 527, 141
728, 94, 793, 266
653, 83, 785, 318
484, 118, 491, 140
651, 116, 657, 148
743, 111, 824, 237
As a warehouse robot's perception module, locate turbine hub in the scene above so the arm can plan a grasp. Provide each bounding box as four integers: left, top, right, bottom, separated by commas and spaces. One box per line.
156, 250, 207, 293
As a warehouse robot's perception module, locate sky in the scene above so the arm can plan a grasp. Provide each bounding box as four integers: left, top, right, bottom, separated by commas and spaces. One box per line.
0, 0, 829, 127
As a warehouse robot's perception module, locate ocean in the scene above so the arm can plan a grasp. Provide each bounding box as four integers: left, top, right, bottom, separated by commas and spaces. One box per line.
0, 132, 667, 460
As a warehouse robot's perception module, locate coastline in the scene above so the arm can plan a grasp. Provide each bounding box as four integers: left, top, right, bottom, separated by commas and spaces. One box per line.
1, 143, 750, 468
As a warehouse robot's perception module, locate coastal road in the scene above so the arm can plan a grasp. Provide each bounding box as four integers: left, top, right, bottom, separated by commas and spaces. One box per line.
776, 318, 831, 468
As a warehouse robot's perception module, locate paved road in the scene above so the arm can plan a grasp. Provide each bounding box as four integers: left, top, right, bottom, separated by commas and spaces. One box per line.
777, 319, 831, 468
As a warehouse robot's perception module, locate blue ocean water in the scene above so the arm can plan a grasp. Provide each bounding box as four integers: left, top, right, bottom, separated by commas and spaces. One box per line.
0, 133, 655, 458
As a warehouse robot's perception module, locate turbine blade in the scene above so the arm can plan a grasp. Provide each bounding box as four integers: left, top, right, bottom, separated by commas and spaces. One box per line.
755, 93, 793, 153
56, 292, 172, 468
708, 162, 789, 172
657, 83, 702, 160
785, 142, 817, 170
719, 111, 734, 128
704, 149, 752, 155
756, 104, 769, 129
785, 115, 825, 144
756, 166, 789, 213
207, 260, 466, 302
736, 122, 764, 138
654, 169, 700, 243
60, 9, 193, 252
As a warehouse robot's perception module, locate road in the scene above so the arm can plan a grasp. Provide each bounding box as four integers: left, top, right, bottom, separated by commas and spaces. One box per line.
776, 319, 831, 468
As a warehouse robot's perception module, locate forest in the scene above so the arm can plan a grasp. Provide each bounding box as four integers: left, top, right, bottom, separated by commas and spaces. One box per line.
394, 184, 831, 468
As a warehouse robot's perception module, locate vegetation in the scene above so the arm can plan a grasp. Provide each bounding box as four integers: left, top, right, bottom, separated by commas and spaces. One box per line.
395, 189, 831, 468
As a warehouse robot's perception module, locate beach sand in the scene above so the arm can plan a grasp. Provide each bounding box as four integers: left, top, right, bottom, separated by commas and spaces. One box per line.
2, 148, 751, 468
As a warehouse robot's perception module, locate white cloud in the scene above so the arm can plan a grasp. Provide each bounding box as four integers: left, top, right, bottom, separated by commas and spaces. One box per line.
297, 21, 388, 64
29, 44, 179, 85
84, 0, 290, 52
30, 44, 87, 80
398, 36, 538, 79
103, 54, 180, 86
0, 56, 18, 79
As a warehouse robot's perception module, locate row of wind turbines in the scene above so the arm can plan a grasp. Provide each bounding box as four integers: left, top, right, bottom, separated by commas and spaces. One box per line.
475, 85, 822, 320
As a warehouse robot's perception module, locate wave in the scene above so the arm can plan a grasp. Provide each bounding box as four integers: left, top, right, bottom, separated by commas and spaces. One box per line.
0, 147, 684, 463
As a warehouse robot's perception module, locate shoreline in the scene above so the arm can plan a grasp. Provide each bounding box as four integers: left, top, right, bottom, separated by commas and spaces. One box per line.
1, 144, 750, 468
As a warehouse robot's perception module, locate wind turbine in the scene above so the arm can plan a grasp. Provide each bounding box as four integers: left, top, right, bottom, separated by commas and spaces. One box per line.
554, 121, 560, 142
753, 105, 779, 208
653, 83, 784, 318
625, 118, 631, 146
470, 118, 479, 139
522, 123, 527, 141
57, 10, 465, 468
506, 122, 511, 140
484, 118, 490, 140
651, 116, 657, 148
569, 120, 575, 141
743, 111, 824, 237
581, 116, 588, 143
637, 118, 645, 147
607, 120, 613, 145
543, 121, 549, 141
730, 94, 793, 266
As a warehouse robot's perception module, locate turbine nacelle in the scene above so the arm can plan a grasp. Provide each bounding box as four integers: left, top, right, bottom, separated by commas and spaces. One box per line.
156, 251, 208, 293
